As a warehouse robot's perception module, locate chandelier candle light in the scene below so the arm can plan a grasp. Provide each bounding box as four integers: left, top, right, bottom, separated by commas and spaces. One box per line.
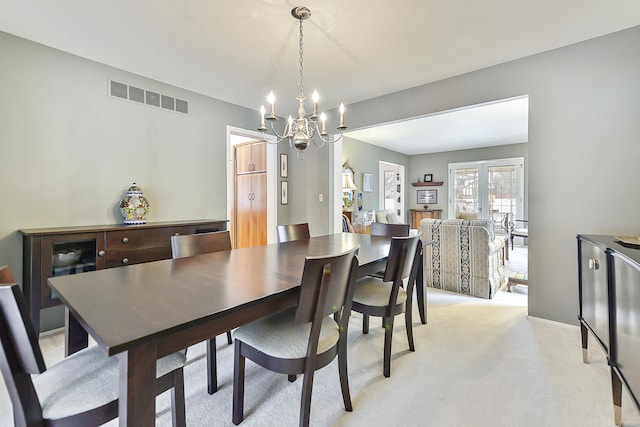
259, 6, 347, 159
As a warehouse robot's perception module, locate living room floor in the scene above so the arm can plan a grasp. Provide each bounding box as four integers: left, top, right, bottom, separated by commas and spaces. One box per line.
502, 242, 528, 297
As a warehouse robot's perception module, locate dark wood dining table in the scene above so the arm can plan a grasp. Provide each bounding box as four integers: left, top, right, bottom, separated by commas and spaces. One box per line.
48, 232, 429, 426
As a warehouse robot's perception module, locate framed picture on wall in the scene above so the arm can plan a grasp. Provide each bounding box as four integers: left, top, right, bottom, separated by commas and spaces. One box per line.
423, 174, 433, 182
417, 189, 437, 204
281, 181, 288, 205
363, 173, 373, 192
280, 154, 288, 178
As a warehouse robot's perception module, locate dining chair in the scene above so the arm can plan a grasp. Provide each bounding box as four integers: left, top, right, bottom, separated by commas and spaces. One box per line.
370, 222, 410, 238
0, 280, 186, 427
351, 235, 422, 377
0, 265, 14, 283
276, 223, 311, 243
342, 214, 354, 233
232, 246, 359, 427
368, 222, 411, 280
171, 230, 233, 395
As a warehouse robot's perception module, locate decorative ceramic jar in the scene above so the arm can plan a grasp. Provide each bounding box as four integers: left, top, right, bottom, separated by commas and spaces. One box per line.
120, 182, 150, 225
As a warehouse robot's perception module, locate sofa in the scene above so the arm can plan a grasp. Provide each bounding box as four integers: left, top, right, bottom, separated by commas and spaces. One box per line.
420, 218, 506, 299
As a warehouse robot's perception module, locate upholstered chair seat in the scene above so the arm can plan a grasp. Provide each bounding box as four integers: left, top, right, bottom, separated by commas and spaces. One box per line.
233, 308, 340, 360
353, 277, 407, 308
34, 346, 186, 420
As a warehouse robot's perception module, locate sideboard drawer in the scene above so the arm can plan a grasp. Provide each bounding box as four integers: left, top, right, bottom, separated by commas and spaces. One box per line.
106, 226, 189, 251
105, 246, 173, 268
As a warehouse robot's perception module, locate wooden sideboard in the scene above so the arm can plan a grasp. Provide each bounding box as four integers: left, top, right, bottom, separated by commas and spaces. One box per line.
409, 209, 442, 229
577, 234, 640, 426
20, 219, 227, 333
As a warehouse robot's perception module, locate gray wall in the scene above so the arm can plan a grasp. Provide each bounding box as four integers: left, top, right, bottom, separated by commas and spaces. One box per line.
343, 26, 640, 325
408, 143, 528, 218
3, 24, 639, 329
0, 32, 256, 330
342, 136, 410, 211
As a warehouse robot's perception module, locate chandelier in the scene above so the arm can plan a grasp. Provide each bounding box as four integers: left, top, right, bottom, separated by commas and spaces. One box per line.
259, 6, 347, 159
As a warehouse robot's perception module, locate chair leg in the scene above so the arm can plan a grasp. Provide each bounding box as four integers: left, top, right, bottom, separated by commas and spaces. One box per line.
362, 314, 369, 334
227, 330, 233, 345
405, 308, 415, 352
171, 368, 186, 427
338, 338, 353, 412
299, 371, 316, 427
232, 340, 246, 425
207, 337, 218, 394
383, 316, 395, 378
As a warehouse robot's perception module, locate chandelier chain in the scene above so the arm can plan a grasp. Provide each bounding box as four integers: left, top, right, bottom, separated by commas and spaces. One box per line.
298, 18, 304, 97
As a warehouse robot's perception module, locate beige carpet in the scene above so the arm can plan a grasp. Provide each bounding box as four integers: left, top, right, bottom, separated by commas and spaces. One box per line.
2, 287, 639, 427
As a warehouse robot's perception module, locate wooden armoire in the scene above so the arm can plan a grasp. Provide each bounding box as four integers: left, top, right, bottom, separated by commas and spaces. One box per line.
233, 141, 267, 248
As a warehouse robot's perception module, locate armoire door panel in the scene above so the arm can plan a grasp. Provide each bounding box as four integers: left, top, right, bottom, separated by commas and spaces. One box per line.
251, 172, 267, 246
236, 174, 253, 249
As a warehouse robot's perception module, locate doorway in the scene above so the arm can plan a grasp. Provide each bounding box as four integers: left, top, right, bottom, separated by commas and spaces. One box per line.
378, 161, 405, 223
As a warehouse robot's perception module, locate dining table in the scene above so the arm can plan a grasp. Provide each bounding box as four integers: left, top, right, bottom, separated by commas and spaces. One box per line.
48, 232, 430, 426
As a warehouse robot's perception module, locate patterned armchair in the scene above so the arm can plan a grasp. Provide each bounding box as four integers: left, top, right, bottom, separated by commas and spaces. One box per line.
420, 218, 506, 299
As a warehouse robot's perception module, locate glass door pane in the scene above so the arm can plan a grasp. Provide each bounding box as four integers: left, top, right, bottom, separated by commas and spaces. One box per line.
383, 170, 395, 210
453, 167, 480, 219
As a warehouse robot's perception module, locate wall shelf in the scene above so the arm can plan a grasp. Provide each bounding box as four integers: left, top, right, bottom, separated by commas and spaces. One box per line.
411, 182, 443, 187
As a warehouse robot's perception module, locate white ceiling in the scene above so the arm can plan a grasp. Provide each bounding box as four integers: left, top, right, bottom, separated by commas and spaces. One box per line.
1, 1, 639, 154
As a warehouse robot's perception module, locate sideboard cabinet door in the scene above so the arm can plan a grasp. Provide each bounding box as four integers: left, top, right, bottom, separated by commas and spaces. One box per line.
577, 236, 610, 357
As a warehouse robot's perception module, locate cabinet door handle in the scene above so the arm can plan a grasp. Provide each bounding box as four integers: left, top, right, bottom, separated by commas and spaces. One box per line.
122, 237, 129, 243
588, 258, 600, 270
98, 250, 105, 257
122, 258, 129, 265
248, 193, 252, 200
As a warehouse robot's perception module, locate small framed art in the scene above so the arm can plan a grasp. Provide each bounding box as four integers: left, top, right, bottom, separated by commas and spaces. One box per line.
281, 181, 288, 205
417, 189, 437, 204
423, 174, 433, 183
363, 173, 373, 192
280, 153, 288, 178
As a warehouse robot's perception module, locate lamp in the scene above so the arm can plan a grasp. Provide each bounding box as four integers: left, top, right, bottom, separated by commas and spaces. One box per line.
258, 6, 347, 159
342, 173, 357, 210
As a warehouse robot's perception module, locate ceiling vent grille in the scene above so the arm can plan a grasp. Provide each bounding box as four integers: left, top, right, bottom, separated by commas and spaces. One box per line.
109, 79, 189, 115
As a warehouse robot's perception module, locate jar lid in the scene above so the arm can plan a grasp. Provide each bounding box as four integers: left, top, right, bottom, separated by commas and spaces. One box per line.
127, 182, 143, 194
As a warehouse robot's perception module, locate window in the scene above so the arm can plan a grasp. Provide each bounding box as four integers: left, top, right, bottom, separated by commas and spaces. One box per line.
448, 158, 524, 222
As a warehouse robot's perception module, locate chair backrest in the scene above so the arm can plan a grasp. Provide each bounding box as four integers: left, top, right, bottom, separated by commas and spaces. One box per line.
382, 235, 421, 284
276, 223, 310, 243
370, 222, 410, 237
0, 265, 15, 283
295, 246, 359, 325
0, 282, 47, 425
171, 230, 232, 259
341, 214, 354, 233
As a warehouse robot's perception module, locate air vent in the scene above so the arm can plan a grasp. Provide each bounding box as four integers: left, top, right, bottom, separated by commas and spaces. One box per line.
109, 80, 189, 115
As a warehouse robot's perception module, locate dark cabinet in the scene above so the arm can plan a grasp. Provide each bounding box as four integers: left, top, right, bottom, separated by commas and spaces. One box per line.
577, 236, 610, 360
577, 234, 640, 426
21, 219, 227, 333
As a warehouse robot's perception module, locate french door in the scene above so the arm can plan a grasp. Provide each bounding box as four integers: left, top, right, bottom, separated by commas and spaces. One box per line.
448, 158, 524, 221
378, 161, 405, 223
